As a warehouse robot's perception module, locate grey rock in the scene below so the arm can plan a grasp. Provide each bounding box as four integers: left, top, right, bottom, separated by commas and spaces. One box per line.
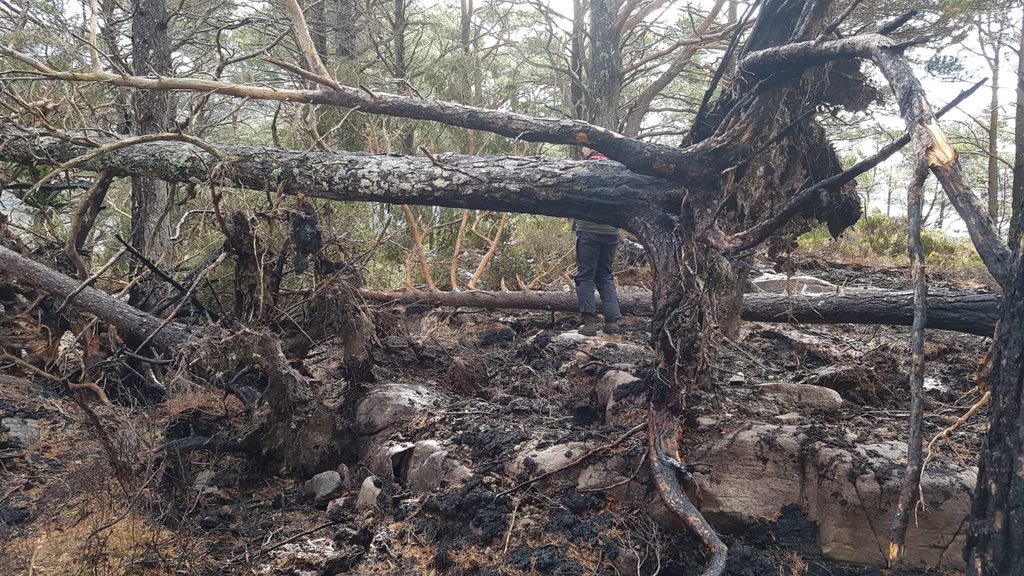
326, 497, 348, 516
509, 442, 590, 479
756, 382, 843, 412
595, 370, 645, 426
335, 463, 352, 491
355, 383, 443, 435
304, 470, 343, 503
694, 416, 719, 430
689, 424, 973, 570
365, 442, 415, 481
775, 412, 801, 423
405, 440, 472, 494
357, 476, 383, 510
0, 417, 40, 449
555, 331, 590, 344
594, 371, 639, 408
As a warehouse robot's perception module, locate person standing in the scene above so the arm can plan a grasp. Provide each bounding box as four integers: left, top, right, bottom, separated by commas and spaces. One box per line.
574, 148, 623, 336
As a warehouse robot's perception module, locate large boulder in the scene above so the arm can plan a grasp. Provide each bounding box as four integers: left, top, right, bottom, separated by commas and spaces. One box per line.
690, 424, 974, 570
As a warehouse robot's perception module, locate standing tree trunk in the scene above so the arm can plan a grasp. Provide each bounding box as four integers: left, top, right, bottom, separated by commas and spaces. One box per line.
1011, 14, 1024, 246
587, 0, 622, 130
569, 0, 586, 126
130, 0, 173, 310
984, 34, 1002, 225
392, 0, 414, 155
965, 195, 1024, 575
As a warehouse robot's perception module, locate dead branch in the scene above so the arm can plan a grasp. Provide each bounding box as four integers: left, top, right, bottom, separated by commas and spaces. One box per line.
870, 48, 1011, 286
66, 171, 115, 278
401, 204, 438, 291
467, 212, 508, 289
450, 209, 470, 290
888, 157, 930, 566
0, 244, 203, 351
56, 247, 128, 314
280, 0, 330, 78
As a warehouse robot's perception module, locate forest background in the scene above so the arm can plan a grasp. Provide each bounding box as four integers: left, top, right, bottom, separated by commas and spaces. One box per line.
3, 0, 1022, 292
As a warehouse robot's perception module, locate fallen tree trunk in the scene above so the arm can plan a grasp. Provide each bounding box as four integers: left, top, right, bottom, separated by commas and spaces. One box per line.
0, 244, 203, 350
8, 241, 995, 344
357, 288, 1001, 336
0, 128, 681, 231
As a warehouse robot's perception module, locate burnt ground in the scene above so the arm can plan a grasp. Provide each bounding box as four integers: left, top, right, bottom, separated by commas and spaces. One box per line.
0, 264, 990, 576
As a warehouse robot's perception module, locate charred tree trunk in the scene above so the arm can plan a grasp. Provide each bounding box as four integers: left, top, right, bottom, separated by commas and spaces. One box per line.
965, 202, 1024, 575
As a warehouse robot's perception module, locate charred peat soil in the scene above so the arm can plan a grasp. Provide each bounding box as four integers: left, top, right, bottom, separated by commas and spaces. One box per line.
0, 266, 990, 576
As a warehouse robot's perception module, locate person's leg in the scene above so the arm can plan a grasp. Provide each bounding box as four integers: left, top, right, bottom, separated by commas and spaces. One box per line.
573, 232, 600, 334
594, 235, 622, 327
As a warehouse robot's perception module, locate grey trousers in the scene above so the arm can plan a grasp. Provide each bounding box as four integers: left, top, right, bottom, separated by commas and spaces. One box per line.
574, 231, 622, 321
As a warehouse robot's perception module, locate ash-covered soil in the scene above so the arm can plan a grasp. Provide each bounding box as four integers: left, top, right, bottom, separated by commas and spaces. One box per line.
0, 267, 988, 576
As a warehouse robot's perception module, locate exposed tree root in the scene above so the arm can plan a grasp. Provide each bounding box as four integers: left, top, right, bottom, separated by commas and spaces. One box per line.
923, 390, 991, 472
649, 404, 727, 576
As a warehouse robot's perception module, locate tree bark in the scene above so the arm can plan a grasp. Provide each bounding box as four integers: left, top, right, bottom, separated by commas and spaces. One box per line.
0, 244, 200, 351
965, 172, 1024, 575
587, 0, 622, 131
0, 130, 683, 230
357, 287, 1001, 336
986, 40, 1001, 224
130, 0, 174, 308
1011, 14, 1024, 247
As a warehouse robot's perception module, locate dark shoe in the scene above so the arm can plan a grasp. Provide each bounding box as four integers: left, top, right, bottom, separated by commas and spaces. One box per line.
603, 321, 621, 334
580, 316, 599, 336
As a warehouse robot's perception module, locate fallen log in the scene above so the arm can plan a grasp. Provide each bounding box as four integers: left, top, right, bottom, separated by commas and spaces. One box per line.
0, 244, 204, 350
357, 288, 1001, 337
1, 242, 1000, 340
